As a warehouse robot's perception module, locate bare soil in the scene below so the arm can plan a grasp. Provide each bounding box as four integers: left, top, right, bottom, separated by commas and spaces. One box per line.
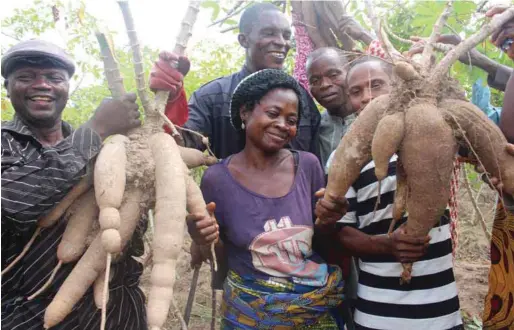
454, 173, 498, 327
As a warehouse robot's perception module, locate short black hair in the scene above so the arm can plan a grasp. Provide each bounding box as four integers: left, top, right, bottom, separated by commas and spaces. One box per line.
346, 55, 393, 84
239, 3, 282, 35
306, 47, 350, 72
230, 69, 303, 131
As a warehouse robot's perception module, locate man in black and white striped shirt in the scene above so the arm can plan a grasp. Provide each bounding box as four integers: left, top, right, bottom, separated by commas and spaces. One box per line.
321, 56, 463, 329
2, 39, 147, 329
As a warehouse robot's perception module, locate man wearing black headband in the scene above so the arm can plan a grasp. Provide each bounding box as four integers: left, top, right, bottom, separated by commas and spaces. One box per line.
1, 39, 147, 329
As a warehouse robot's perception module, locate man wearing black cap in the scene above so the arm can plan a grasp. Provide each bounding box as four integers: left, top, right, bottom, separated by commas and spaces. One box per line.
1, 39, 147, 329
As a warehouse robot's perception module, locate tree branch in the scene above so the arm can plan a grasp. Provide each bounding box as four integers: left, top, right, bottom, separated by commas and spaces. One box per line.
462, 166, 491, 241
421, 0, 454, 74
432, 6, 514, 83
69, 74, 86, 99
208, 1, 249, 28
153, 1, 200, 141
95, 31, 126, 98
364, 0, 381, 38
378, 20, 403, 61
383, 20, 501, 76
1, 31, 21, 42
220, 25, 238, 33
117, 0, 152, 114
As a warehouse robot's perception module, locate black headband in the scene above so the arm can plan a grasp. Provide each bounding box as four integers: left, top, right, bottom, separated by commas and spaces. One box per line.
230, 69, 304, 131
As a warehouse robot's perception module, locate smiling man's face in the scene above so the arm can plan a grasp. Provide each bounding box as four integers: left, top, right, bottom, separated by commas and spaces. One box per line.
7, 65, 69, 127
241, 10, 292, 71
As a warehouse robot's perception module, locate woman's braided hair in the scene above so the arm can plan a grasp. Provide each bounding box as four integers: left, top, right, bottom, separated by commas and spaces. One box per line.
230, 69, 304, 131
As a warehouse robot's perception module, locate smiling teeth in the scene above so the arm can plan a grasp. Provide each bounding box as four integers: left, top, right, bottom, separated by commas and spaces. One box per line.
31, 96, 52, 101
270, 52, 285, 59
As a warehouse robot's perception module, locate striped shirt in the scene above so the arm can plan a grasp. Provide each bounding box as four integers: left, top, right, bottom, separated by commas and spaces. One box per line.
1, 116, 147, 330
331, 153, 463, 330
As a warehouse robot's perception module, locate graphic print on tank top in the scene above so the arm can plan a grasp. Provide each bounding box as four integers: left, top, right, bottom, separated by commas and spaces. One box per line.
249, 216, 328, 287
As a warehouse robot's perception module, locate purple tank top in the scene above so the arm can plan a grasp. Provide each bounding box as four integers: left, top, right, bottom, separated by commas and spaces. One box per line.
200, 151, 329, 286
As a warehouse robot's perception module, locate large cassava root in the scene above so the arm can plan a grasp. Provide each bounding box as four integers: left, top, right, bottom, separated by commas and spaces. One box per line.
147, 132, 187, 330
1, 170, 93, 277
28, 189, 99, 301
41, 1, 209, 329
93, 133, 128, 330
322, 94, 390, 218
324, 5, 514, 284
44, 187, 144, 329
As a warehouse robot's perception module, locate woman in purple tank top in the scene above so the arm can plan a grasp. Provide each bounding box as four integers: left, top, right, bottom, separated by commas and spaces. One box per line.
187, 69, 347, 329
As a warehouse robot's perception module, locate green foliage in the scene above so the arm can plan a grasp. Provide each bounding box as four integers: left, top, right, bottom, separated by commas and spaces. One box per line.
183, 41, 245, 97
2, 0, 511, 131
462, 310, 483, 329
1, 0, 245, 128
1, 0, 105, 127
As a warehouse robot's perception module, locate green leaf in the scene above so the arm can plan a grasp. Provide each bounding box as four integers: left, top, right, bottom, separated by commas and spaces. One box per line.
200, 1, 221, 22
224, 18, 237, 27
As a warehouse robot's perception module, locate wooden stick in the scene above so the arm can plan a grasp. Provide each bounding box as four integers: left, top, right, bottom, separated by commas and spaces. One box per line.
470, 181, 485, 225
172, 296, 188, 330
211, 263, 217, 330
184, 265, 201, 325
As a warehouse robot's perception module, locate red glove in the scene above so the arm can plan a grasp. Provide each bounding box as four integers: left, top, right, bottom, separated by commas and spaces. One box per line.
149, 51, 191, 127
163, 88, 188, 131
149, 51, 190, 94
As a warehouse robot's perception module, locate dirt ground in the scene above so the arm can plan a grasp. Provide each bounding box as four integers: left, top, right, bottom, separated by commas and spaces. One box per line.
140, 172, 500, 330
453, 173, 498, 327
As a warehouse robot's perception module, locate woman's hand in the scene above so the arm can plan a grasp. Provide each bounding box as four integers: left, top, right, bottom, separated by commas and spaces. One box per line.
186, 202, 219, 246
388, 223, 431, 263
314, 188, 349, 226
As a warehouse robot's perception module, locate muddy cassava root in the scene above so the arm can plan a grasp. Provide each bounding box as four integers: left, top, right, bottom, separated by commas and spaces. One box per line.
146, 133, 187, 330
1, 171, 93, 277
324, 5, 514, 284
27, 189, 99, 301
41, 1, 214, 329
